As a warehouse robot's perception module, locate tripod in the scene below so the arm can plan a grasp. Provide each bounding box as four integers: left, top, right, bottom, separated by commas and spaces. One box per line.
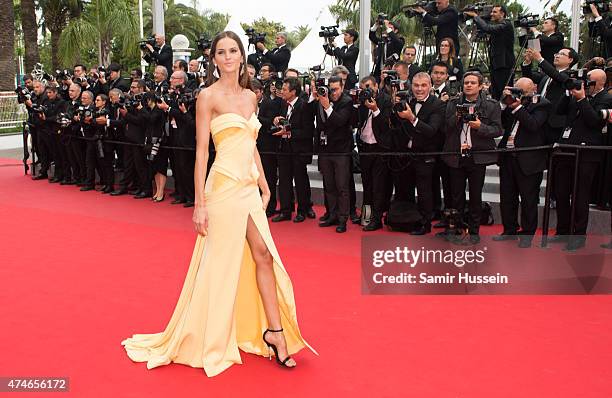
467, 25, 490, 73
416, 24, 437, 71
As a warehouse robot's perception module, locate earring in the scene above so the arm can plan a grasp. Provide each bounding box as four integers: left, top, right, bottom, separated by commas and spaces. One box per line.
213, 63, 220, 78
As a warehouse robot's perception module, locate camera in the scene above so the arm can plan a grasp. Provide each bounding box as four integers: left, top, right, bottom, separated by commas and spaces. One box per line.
447, 76, 461, 98
583, 0, 610, 14
462, 2, 493, 18
143, 73, 156, 91
15, 86, 32, 102
196, 35, 212, 51
270, 118, 292, 135
382, 69, 398, 85
245, 28, 267, 47
147, 137, 162, 161
77, 105, 94, 120
456, 103, 479, 123
319, 25, 339, 39
57, 112, 72, 128
600, 109, 612, 120
376, 13, 388, 25
564, 68, 595, 90
401, 1, 435, 18
393, 90, 412, 112
55, 69, 72, 81
172, 85, 196, 108
139, 35, 156, 51
74, 76, 88, 85
514, 14, 540, 29
31, 104, 48, 114
502, 87, 523, 105
119, 93, 144, 111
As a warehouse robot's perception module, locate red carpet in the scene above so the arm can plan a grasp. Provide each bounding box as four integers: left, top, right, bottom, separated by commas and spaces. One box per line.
1, 158, 611, 397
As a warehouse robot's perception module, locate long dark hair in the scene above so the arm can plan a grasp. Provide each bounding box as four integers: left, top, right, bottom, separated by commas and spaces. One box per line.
205, 31, 251, 90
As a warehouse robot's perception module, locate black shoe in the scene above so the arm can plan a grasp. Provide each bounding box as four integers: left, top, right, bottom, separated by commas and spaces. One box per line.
110, 189, 128, 196
293, 213, 306, 223
32, 174, 48, 180
170, 191, 180, 199
102, 186, 114, 194
96, 185, 107, 192
492, 233, 518, 241
433, 221, 448, 229
319, 212, 330, 222
601, 241, 612, 249
183, 201, 194, 208
266, 209, 277, 218
49, 177, 61, 183
319, 218, 339, 227
272, 214, 291, 222
128, 189, 140, 195
564, 237, 586, 252
171, 198, 186, 205
432, 210, 443, 221
134, 192, 152, 199
262, 328, 295, 369
350, 212, 361, 225
59, 179, 72, 185
463, 234, 480, 245
306, 208, 316, 219
79, 185, 94, 191
548, 235, 569, 244
410, 224, 431, 235
518, 237, 533, 248
336, 222, 347, 233
363, 220, 383, 231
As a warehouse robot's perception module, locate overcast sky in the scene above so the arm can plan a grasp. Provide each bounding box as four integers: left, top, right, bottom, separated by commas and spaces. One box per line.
183, 0, 573, 31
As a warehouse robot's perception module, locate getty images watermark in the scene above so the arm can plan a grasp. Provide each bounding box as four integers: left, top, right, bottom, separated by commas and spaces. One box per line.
361, 236, 612, 295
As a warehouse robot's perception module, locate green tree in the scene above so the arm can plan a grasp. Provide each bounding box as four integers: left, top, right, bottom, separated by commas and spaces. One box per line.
0, 0, 16, 89
288, 24, 311, 49
59, 0, 138, 67
241, 18, 286, 49
39, 0, 82, 70
20, 0, 40, 72
143, 0, 210, 46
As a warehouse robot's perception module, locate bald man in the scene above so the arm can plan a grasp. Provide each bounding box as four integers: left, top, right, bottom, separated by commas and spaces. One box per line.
550, 68, 612, 251
494, 78, 551, 247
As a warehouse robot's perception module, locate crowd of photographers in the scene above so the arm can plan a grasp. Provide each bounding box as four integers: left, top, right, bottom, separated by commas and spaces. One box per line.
16, 1, 612, 251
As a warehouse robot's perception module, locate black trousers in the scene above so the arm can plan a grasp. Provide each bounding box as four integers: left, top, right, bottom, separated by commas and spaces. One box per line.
490, 68, 513, 100
37, 130, 53, 175
175, 148, 195, 202
278, 153, 311, 215
132, 145, 152, 194
84, 140, 102, 187
499, 155, 543, 235
50, 132, 65, 179
411, 159, 435, 225
390, 157, 416, 203
449, 157, 487, 235
359, 144, 391, 221
318, 154, 351, 221
261, 152, 278, 213
70, 137, 86, 182
101, 142, 115, 187
117, 141, 137, 190
432, 158, 453, 212
553, 158, 598, 235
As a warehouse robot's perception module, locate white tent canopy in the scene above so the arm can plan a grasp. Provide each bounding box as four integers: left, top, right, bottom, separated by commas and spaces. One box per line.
223, 15, 250, 52
289, 7, 360, 73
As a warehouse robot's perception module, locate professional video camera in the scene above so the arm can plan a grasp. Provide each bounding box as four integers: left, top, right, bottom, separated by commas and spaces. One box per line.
393, 90, 412, 112
564, 68, 596, 90
456, 103, 480, 123
462, 2, 493, 18
514, 14, 540, 29
401, 1, 436, 18
139, 35, 156, 51
270, 117, 292, 134
583, 0, 610, 15
319, 25, 339, 39
196, 35, 212, 51
15, 86, 32, 102
245, 28, 267, 47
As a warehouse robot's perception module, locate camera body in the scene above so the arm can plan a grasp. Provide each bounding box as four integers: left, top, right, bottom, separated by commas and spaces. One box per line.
139, 35, 156, 51
31, 104, 48, 114
393, 90, 412, 113
462, 2, 493, 18
196, 35, 212, 51
271, 118, 292, 135
502, 87, 523, 105
564, 68, 595, 90
376, 13, 388, 25
456, 103, 479, 123
402, 1, 435, 18
57, 112, 72, 128
77, 105, 94, 120
74, 76, 88, 85
55, 69, 72, 82
447, 76, 462, 98
319, 25, 339, 39
15, 86, 32, 103
514, 14, 540, 29
245, 28, 267, 47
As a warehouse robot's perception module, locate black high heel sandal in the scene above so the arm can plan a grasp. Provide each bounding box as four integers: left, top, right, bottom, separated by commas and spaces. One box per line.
262, 328, 295, 368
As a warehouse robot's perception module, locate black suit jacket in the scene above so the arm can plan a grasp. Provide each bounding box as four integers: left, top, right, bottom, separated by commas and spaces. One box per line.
589, 15, 612, 58
521, 59, 570, 129
422, 6, 460, 53
538, 32, 564, 65
152, 44, 173, 75
279, 97, 315, 160
355, 92, 393, 150
557, 89, 612, 162
393, 95, 445, 157
499, 97, 551, 175
325, 44, 358, 76
474, 17, 515, 70
108, 77, 130, 93
264, 46, 291, 74
124, 106, 149, 144
256, 97, 282, 153
369, 29, 405, 77
442, 94, 503, 167
314, 93, 354, 154
408, 63, 421, 81
168, 106, 195, 148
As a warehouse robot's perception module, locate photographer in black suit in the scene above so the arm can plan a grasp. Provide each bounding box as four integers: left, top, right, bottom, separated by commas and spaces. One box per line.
324, 29, 360, 88
369, 18, 405, 80
354, 76, 393, 231
522, 47, 577, 144
392, 72, 446, 235
253, 79, 282, 216
106, 63, 130, 93
588, 3, 612, 57
272, 77, 316, 223
529, 17, 564, 65
442, 71, 503, 243
551, 69, 612, 251
494, 78, 551, 248
312, 76, 354, 233
415, 0, 460, 55
39, 85, 67, 183
257, 32, 291, 75
144, 34, 173, 75
465, 5, 515, 100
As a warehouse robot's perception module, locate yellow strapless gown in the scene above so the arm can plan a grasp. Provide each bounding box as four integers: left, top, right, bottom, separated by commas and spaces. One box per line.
121, 112, 317, 377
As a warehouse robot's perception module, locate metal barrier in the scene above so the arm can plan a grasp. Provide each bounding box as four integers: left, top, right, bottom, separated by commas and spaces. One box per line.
0, 92, 28, 130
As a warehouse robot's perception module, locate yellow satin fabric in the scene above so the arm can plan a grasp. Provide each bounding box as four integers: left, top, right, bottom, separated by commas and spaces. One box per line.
122, 113, 317, 377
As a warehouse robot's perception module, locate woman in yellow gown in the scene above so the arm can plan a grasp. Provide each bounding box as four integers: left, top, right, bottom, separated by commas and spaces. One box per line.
122, 31, 316, 377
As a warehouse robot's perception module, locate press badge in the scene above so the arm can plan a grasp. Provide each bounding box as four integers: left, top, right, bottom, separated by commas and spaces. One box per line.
562, 127, 572, 139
